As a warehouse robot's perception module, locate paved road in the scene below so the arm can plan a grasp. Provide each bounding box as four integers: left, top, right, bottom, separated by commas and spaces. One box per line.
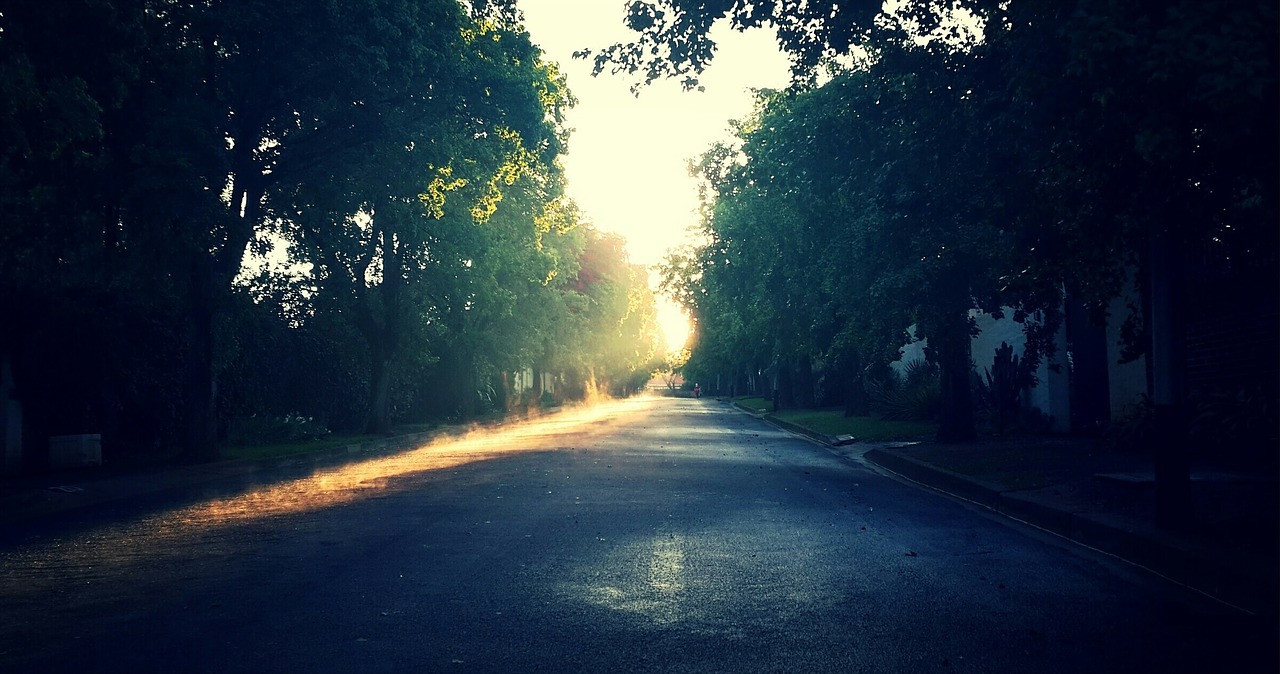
1, 397, 1273, 673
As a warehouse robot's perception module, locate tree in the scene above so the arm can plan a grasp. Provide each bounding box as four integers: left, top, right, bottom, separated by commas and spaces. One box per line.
166, 0, 576, 452
675, 44, 1051, 439
0, 0, 596, 463
580, 0, 891, 91
1005, 0, 1278, 522
1, 0, 223, 456
261, 6, 573, 431
614, 0, 1278, 497
580, 0, 988, 91
637, 5, 1052, 439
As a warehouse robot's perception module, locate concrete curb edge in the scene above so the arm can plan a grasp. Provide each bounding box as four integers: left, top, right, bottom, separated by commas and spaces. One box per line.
862, 448, 1276, 618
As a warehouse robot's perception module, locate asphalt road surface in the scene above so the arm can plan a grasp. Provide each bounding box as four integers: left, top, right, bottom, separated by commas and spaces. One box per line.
1, 396, 1273, 673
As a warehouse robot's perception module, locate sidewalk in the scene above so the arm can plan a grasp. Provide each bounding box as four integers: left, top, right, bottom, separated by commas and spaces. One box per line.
762, 408, 1278, 620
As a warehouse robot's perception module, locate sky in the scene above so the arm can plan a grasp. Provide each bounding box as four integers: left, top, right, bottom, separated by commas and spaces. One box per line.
516, 1, 792, 352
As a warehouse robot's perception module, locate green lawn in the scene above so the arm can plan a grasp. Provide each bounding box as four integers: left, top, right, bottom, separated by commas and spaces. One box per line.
773, 408, 935, 441
223, 434, 381, 462
732, 396, 773, 414
222, 420, 454, 463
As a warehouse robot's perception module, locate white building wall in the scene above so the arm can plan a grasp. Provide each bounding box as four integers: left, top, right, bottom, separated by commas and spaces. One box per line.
970, 310, 1025, 375
513, 368, 533, 394
892, 326, 927, 375
1105, 275, 1149, 418
1038, 317, 1072, 432
893, 308, 1072, 432
970, 309, 1071, 432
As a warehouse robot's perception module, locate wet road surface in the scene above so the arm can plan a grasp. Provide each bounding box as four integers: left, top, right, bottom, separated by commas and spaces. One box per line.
1, 396, 1273, 672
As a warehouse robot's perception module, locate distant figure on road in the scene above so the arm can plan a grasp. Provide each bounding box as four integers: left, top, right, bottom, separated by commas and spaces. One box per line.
693, 384, 702, 399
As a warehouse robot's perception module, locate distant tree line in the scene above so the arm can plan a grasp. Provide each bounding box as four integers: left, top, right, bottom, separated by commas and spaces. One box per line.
597, 1, 1278, 445
0, 0, 662, 465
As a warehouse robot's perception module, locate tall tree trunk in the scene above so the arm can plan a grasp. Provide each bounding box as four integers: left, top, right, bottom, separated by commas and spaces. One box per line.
794, 354, 814, 408
934, 325, 977, 443
181, 253, 219, 462
1150, 225, 1192, 528
362, 220, 402, 434
459, 353, 478, 419
365, 336, 393, 434
181, 141, 268, 461
843, 351, 866, 417
531, 365, 544, 405
775, 358, 793, 411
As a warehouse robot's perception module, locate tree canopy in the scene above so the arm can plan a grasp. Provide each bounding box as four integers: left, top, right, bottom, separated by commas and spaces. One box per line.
650, 0, 1277, 442
1, 0, 662, 465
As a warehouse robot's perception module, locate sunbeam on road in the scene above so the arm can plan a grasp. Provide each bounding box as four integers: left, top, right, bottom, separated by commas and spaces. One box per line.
184, 396, 659, 524
0, 397, 662, 606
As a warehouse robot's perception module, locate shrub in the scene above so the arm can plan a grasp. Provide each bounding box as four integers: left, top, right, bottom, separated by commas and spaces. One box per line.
228, 414, 330, 445
974, 341, 1039, 434
1190, 386, 1278, 466
1107, 387, 1278, 466
1104, 394, 1154, 453
866, 359, 941, 421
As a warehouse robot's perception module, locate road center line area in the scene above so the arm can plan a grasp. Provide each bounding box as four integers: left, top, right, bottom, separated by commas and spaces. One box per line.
1, 396, 1273, 673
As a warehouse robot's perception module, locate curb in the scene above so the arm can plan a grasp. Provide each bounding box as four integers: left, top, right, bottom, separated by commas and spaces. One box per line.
763, 414, 841, 447
729, 403, 858, 448
863, 448, 1277, 619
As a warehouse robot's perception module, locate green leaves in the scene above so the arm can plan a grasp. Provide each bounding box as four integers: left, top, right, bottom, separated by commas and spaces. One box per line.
658, 0, 1275, 439
2, 0, 661, 453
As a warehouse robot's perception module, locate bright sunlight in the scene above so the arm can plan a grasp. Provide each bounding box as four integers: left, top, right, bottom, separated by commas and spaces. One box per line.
518, 1, 790, 355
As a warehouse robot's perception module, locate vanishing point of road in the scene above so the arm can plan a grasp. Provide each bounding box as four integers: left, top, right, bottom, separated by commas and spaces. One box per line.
1, 396, 1272, 673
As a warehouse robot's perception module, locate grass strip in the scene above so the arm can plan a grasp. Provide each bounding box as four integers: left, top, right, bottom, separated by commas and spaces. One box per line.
223, 435, 382, 462
773, 409, 934, 442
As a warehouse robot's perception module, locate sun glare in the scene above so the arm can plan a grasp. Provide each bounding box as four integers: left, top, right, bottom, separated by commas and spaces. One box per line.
515, 1, 787, 361
519, 0, 790, 286
175, 399, 651, 524
656, 296, 690, 354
